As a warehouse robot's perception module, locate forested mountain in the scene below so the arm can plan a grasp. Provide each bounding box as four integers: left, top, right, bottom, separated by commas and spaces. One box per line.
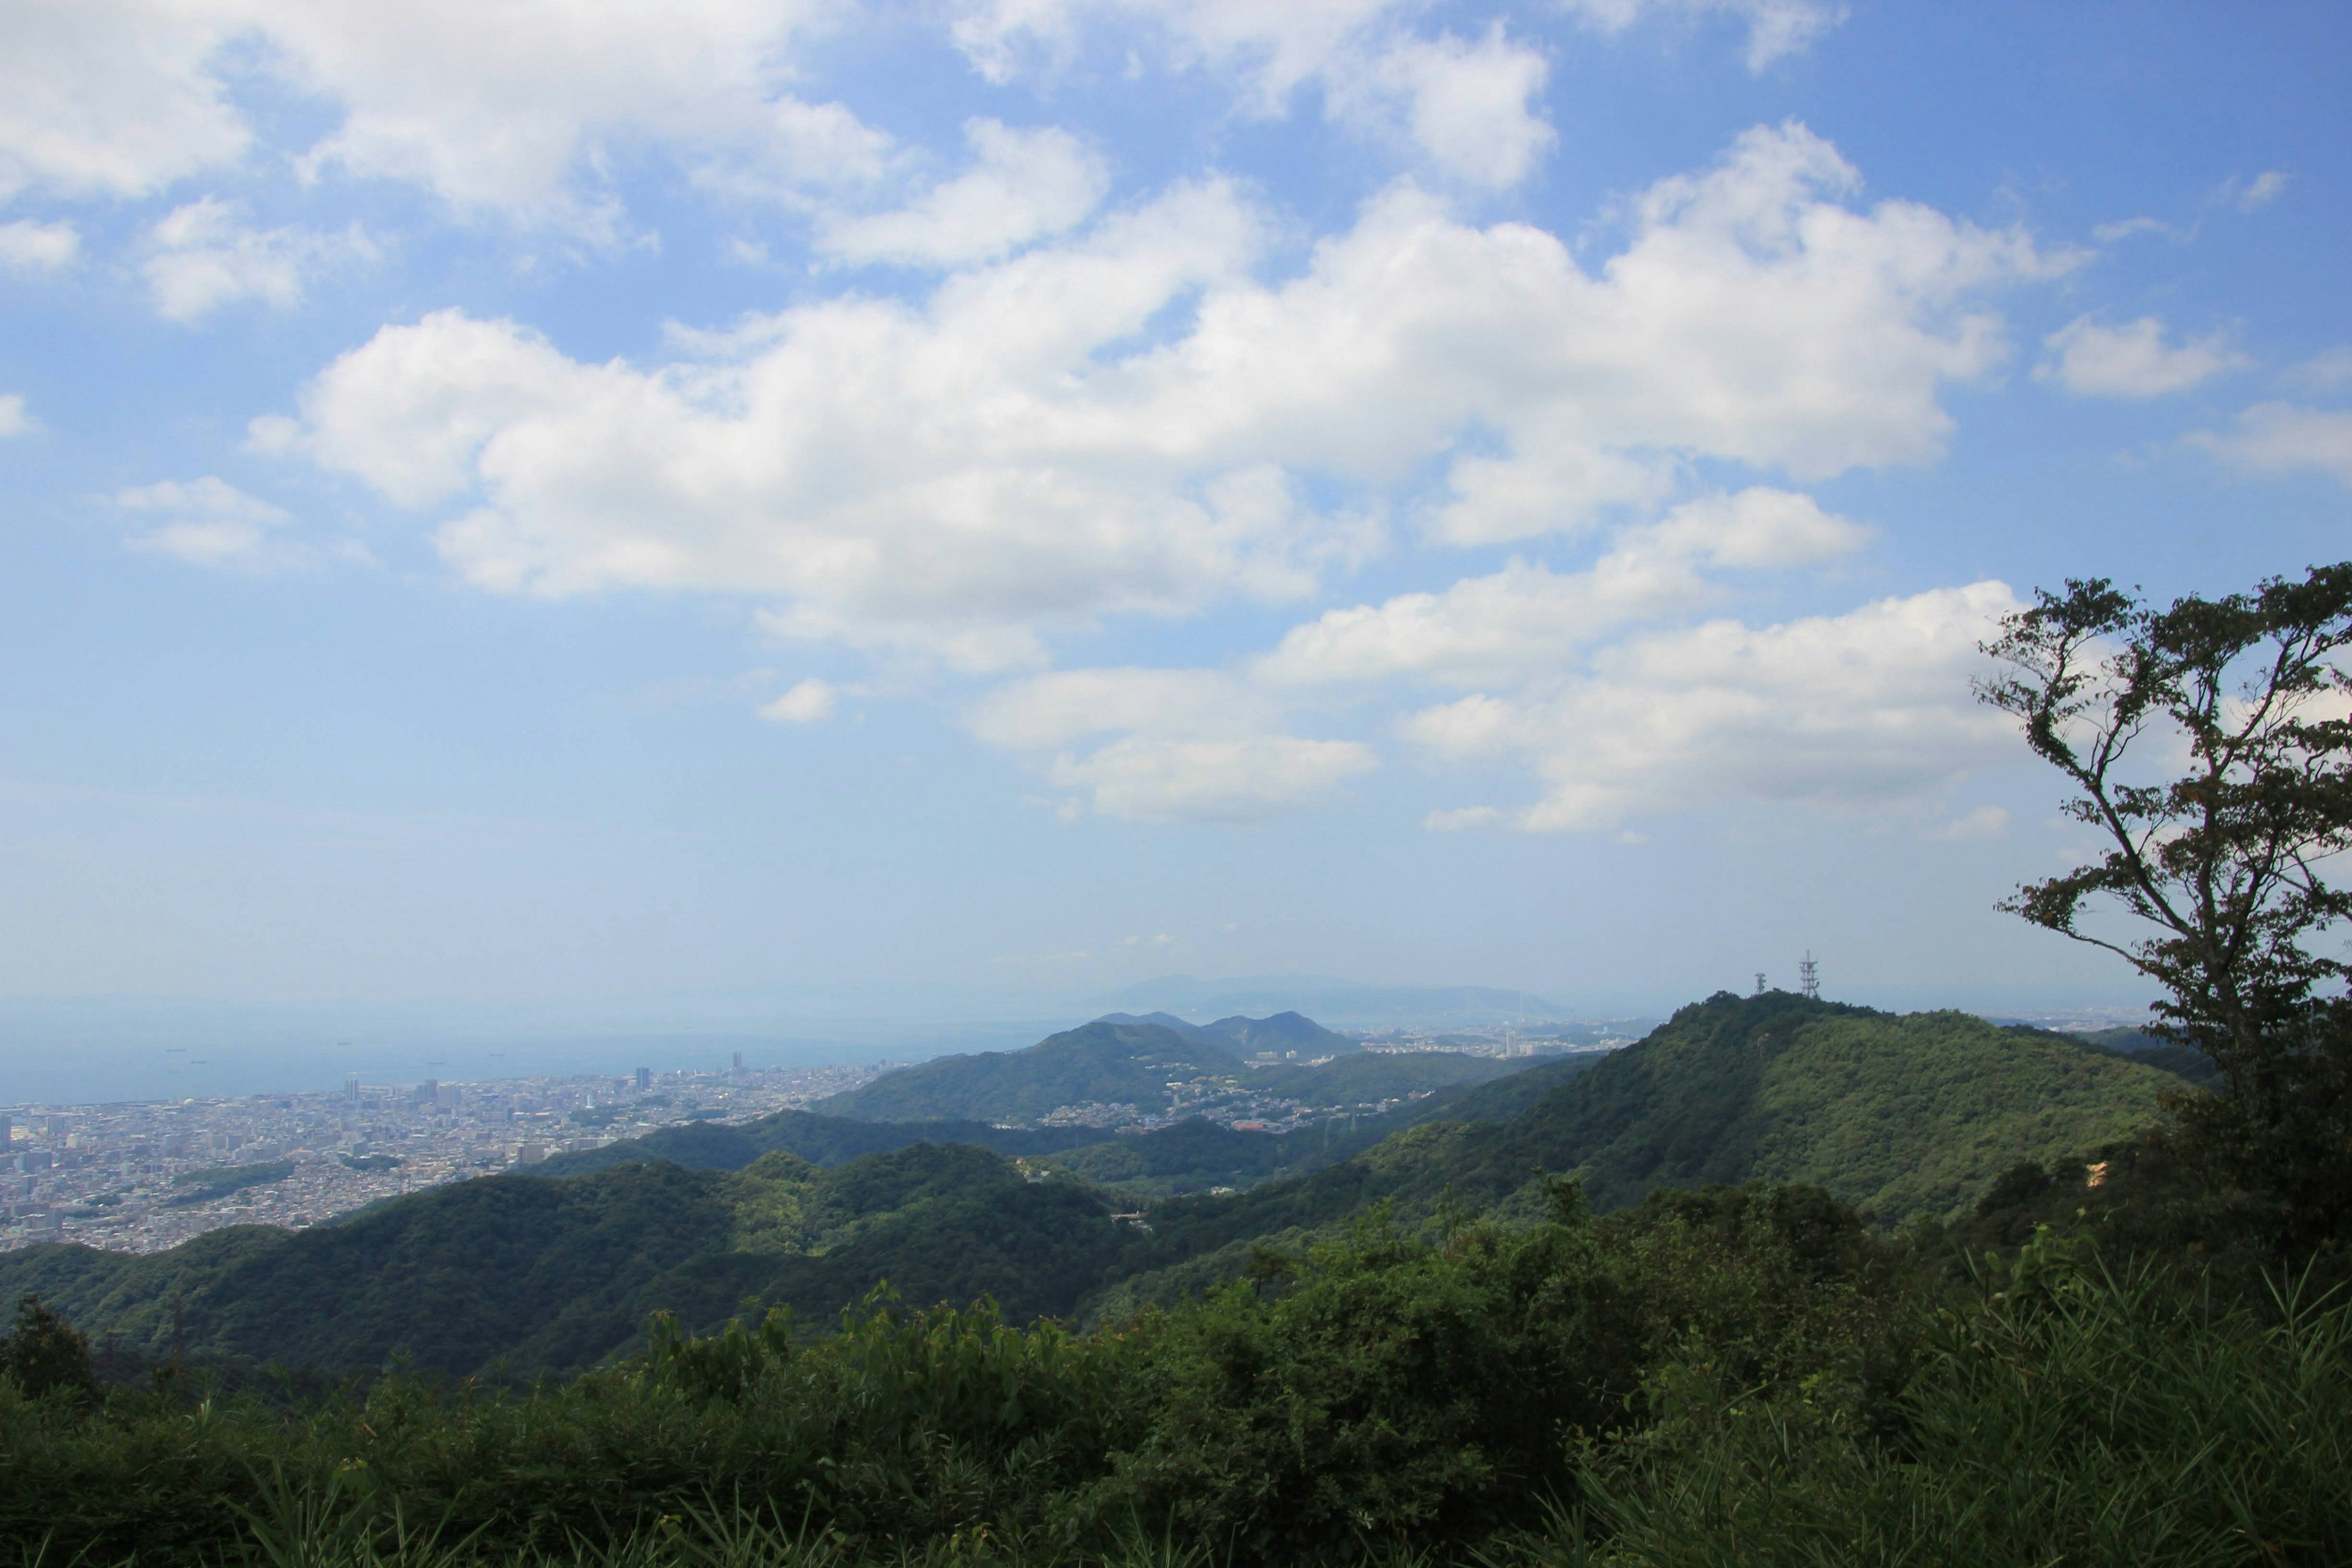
0, 1144, 1140, 1376
533, 1107, 1107, 1177
1093, 1009, 1355, 1056
815, 1019, 1247, 1123
0, 993, 2188, 1378
1117, 993, 2179, 1274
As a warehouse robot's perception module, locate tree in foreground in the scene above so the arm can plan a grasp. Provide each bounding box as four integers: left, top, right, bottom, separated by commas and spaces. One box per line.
1977, 562, 2352, 1243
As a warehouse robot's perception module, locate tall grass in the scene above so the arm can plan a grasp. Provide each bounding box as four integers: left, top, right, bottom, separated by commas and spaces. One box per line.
1505, 1235, 2352, 1568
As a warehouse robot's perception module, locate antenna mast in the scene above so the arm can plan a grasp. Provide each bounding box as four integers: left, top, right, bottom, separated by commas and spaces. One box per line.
1798, 952, 1820, 1000
1754, 972, 1766, 997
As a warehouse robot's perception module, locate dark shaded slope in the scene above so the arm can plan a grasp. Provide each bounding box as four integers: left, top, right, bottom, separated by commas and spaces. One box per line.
536, 1107, 1106, 1177
1246, 1050, 1530, 1102
0, 1144, 1133, 1376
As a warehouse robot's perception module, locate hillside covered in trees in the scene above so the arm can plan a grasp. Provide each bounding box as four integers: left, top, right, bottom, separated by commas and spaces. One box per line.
0, 993, 2187, 1378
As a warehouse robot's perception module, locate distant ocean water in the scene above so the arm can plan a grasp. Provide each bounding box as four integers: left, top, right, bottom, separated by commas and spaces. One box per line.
0, 999, 1069, 1107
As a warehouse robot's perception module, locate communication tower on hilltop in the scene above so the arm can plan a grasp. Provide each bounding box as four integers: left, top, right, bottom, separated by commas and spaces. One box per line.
1798, 952, 1820, 1000
1754, 973, 1766, 996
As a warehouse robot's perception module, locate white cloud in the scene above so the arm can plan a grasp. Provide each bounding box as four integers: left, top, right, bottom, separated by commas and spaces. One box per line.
761, 677, 841, 723
2187, 403, 2352, 487
0, 394, 33, 437
1328, 25, 1555, 189
1051, 735, 1377, 821
2090, 216, 2175, 244
0, 219, 79, 271
1261, 489, 1869, 689
1559, 0, 1847, 71
0, 0, 252, 199
0, 0, 879, 227
1400, 581, 2021, 831
1425, 805, 1504, 831
817, 119, 1110, 268
2218, 170, 2289, 213
142, 198, 375, 323
115, 475, 317, 568
1931, 804, 2009, 840
263, 126, 2052, 669
968, 666, 1374, 821
949, 1, 1555, 187
2283, 347, 2352, 394
2035, 315, 2245, 398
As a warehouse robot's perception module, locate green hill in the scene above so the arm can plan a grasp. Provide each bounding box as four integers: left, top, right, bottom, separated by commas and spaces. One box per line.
816, 1020, 1245, 1123
1126, 992, 2184, 1271
534, 1107, 1107, 1177
1245, 1050, 1527, 1102
0, 995, 2188, 1379
0, 1143, 1135, 1376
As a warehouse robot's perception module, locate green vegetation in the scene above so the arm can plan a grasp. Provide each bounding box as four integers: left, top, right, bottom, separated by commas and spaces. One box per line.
535, 1109, 1107, 1178
816, 1021, 1244, 1124
0, 995, 2181, 1386
165, 1162, 294, 1207
1242, 1050, 1521, 1102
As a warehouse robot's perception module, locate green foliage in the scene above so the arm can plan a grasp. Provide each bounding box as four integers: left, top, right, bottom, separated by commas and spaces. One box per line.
168, 1163, 296, 1206
0, 1146, 1136, 1378
0, 1294, 97, 1401
1242, 1052, 1525, 1102
1980, 565, 2352, 1242
818, 1023, 1243, 1125
535, 1110, 1106, 1179
1526, 1241, 2352, 1567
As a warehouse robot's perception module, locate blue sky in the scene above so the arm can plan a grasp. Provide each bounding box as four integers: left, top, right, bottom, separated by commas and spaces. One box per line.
3, 0, 2349, 1036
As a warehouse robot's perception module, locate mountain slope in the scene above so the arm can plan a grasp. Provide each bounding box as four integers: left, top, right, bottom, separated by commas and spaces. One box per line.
535, 1107, 1107, 1177
1128, 992, 2185, 1268
0, 1143, 1133, 1376
816, 1020, 1244, 1123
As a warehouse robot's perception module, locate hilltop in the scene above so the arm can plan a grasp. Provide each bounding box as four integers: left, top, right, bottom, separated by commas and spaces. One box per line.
1112, 993, 2185, 1291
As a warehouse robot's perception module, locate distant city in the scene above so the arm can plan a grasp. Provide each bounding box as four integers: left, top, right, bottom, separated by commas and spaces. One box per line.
2, 1056, 882, 1255
2, 1019, 1642, 1256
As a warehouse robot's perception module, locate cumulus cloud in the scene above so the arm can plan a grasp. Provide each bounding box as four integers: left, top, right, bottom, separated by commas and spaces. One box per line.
260, 124, 2055, 677
1260, 488, 1871, 688
968, 667, 1375, 821
2187, 403, 2352, 488
948, 1, 1555, 187
2035, 315, 2246, 398
817, 119, 1110, 268
0, 394, 33, 437
143, 198, 375, 322
761, 677, 841, 723
0, 219, 79, 271
115, 475, 326, 568
1327, 25, 1555, 189
0, 0, 880, 227
1559, 0, 1848, 71
1401, 581, 2021, 831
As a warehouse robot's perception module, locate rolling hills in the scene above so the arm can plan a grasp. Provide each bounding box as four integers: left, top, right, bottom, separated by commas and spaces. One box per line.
0, 992, 2194, 1378
0, 1142, 1140, 1376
